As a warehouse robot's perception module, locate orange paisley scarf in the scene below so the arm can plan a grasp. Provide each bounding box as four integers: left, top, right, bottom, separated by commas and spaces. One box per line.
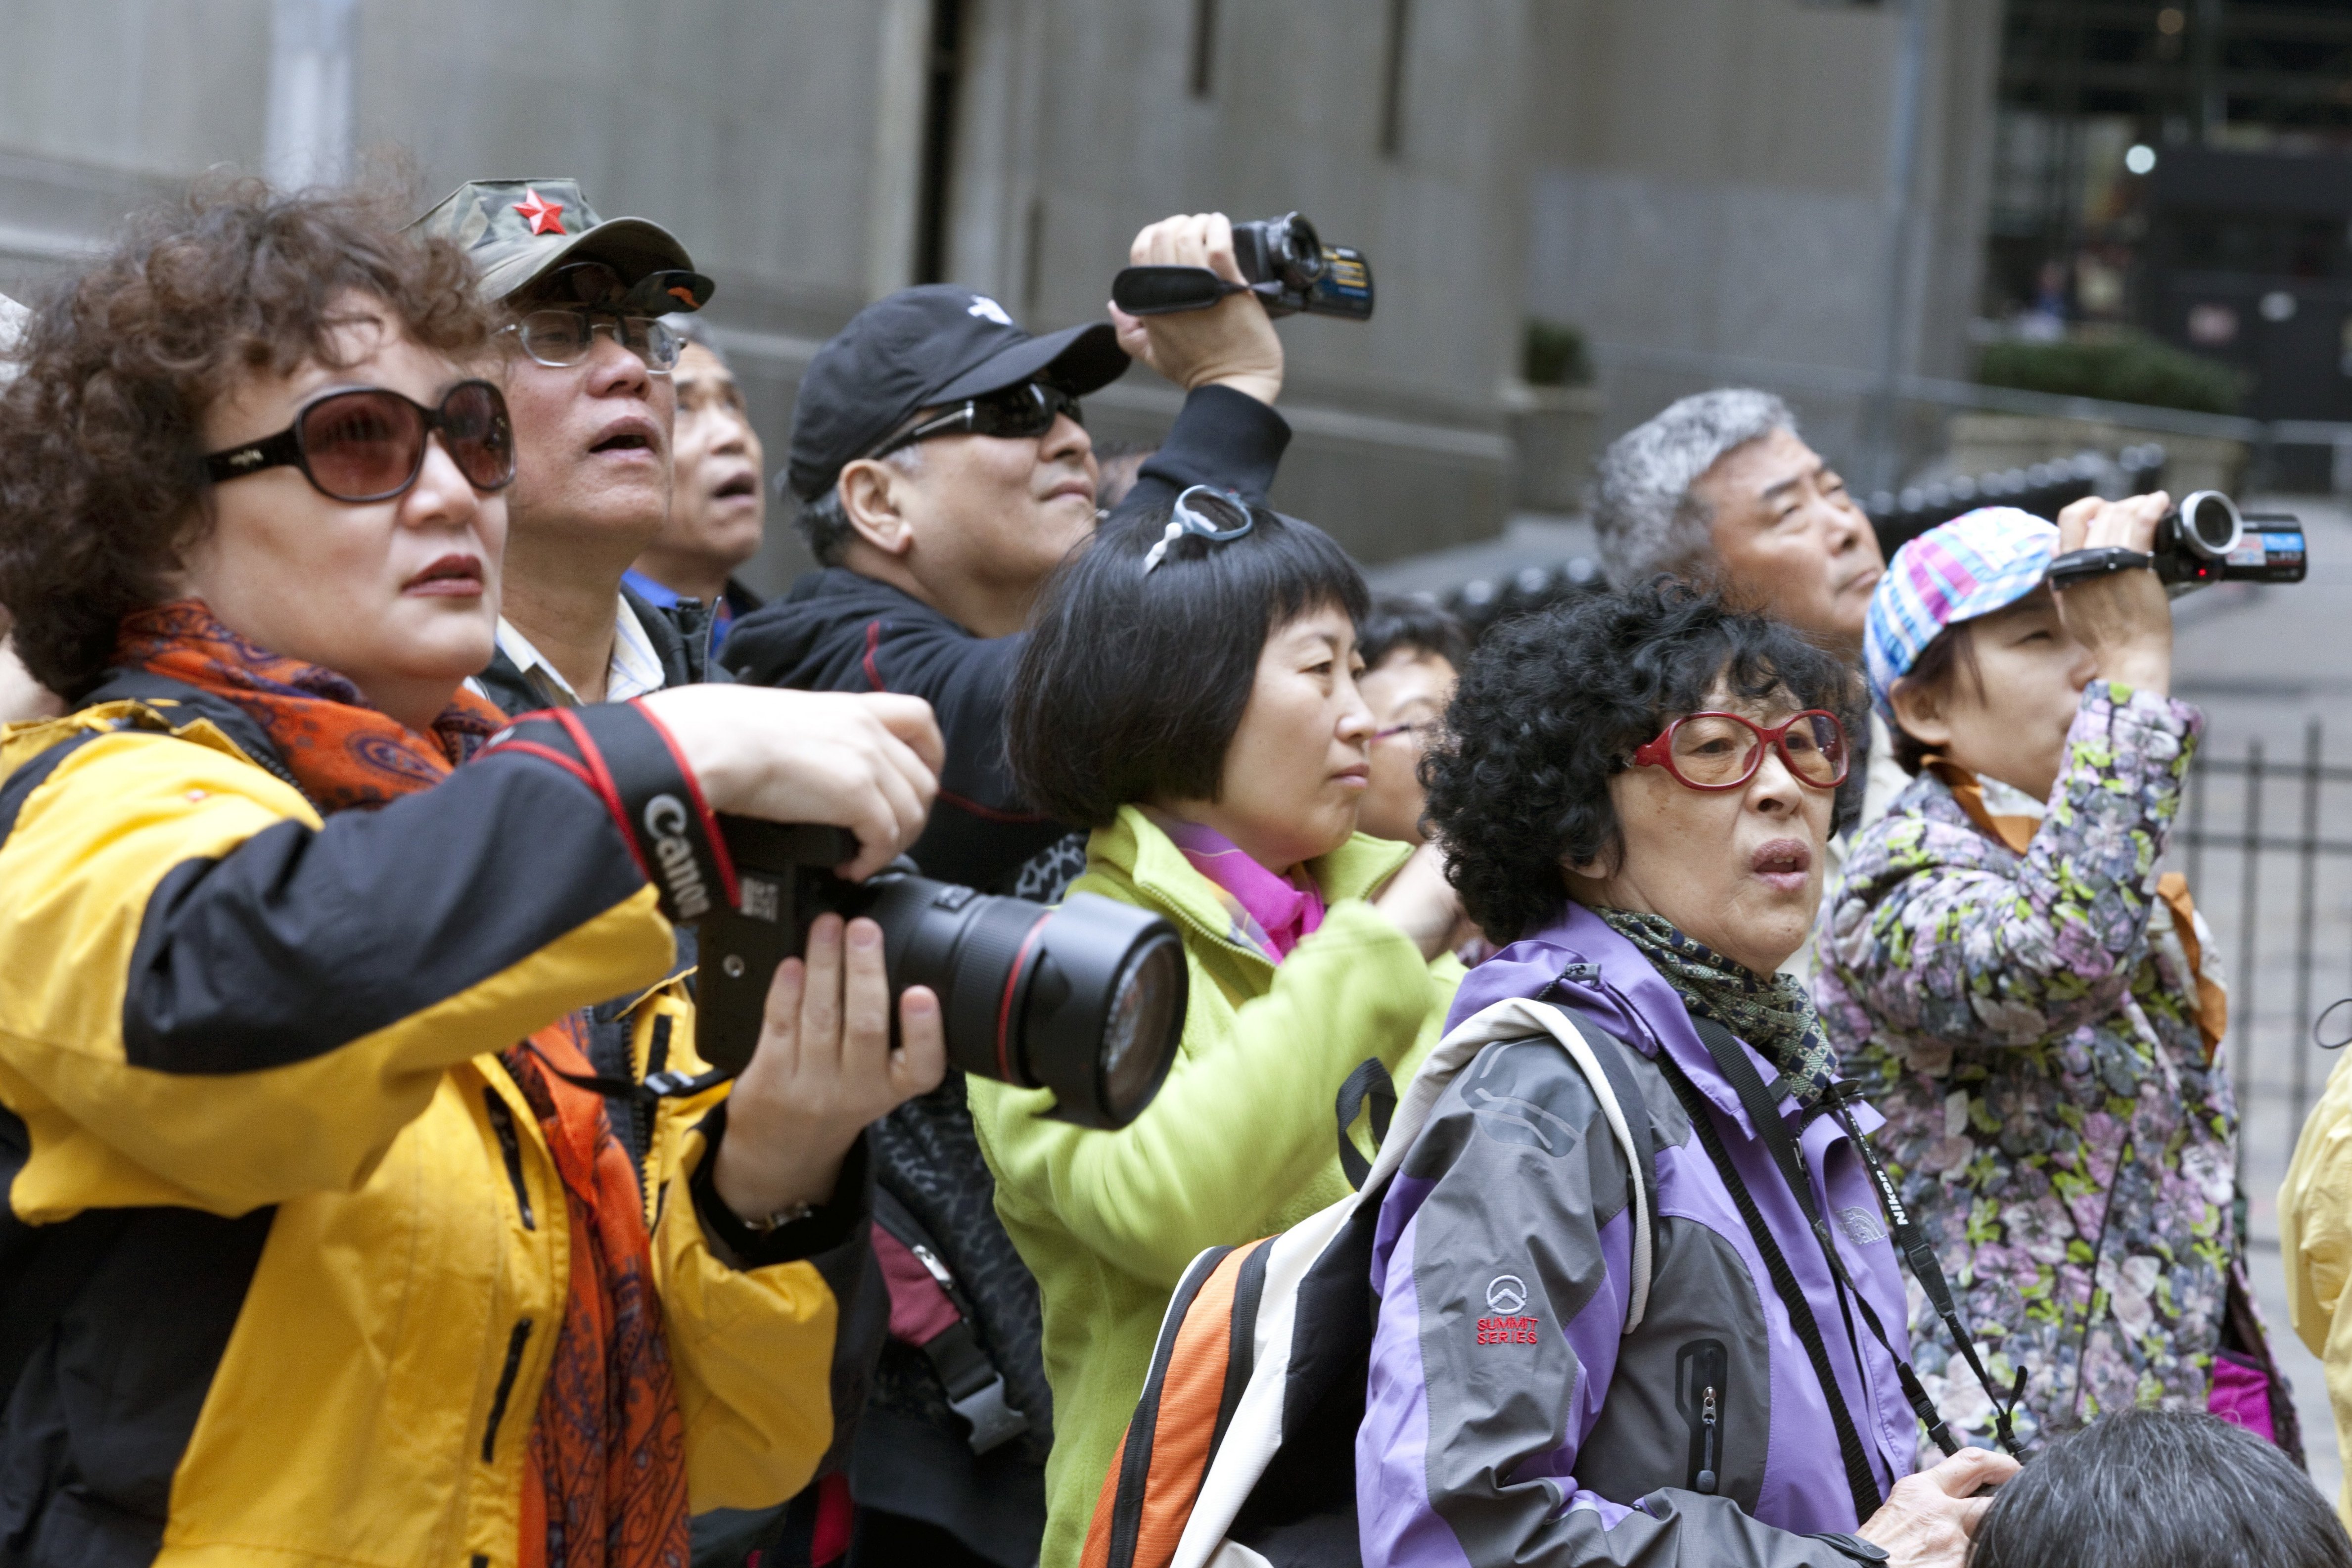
115, 599, 505, 806
117, 599, 691, 1565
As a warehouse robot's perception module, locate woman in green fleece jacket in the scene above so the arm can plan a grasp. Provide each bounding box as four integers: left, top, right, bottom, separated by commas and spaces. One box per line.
976, 491, 1465, 1566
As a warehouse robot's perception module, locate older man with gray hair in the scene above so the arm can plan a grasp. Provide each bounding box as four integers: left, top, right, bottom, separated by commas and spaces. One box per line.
1594, 387, 1907, 972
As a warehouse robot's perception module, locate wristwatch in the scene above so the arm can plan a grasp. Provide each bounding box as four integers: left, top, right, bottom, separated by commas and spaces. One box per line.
738, 1200, 818, 1233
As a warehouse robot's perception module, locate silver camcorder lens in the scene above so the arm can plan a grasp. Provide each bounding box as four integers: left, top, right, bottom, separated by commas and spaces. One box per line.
2174, 491, 2243, 559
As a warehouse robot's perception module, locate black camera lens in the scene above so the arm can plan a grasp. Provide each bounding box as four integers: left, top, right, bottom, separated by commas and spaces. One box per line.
862, 878, 1185, 1129
1273, 214, 1325, 287
2173, 491, 2242, 558
695, 819, 1188, 1130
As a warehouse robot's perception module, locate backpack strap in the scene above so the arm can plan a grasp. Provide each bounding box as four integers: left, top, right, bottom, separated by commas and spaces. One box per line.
1539, 1002, 1661, 1330
1085, 1239, 1273, 1568
1333, 1058, 1396, 1192
871, 1187, 1029, 1455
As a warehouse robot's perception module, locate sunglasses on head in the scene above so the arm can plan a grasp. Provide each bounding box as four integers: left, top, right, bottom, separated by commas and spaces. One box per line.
866, 380, 1083, 463
201, 380, 517, 503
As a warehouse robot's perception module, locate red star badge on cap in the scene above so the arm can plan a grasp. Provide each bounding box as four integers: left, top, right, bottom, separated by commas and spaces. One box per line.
513, 188, 567, 236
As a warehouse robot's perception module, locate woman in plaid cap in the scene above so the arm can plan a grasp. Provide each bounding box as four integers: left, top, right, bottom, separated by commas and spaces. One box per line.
1816, 497, 2294, 1457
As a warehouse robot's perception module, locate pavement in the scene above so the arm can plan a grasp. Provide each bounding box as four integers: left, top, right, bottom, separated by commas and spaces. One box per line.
1369, 496, 2352, 1501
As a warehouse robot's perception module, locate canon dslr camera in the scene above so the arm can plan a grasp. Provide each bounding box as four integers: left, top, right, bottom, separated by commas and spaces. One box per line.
2046, 490, 2306, 596
692, 820, 1186, 1129
1111, 211, 1373, 322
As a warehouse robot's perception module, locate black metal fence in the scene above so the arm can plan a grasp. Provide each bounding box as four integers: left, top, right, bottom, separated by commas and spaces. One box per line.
2176, 726, 2352, 1211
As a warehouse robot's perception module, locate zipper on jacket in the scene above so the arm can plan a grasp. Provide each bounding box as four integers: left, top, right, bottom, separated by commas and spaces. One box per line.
1677, 1338, 1729, 1495
483, 1089, 535, 1231
481, 1318, 533, 1463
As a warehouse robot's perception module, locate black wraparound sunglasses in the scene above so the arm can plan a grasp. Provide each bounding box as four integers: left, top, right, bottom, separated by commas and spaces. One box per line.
865, 380, 1083, 463
202, 380, 517, 503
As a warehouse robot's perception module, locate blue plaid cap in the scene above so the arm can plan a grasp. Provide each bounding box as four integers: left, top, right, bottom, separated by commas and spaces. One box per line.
1865, 506, 2058, 720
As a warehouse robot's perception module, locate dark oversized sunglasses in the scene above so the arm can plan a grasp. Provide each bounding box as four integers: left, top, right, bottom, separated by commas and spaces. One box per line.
202, 380, 517, 503
866, 380, 1083, 462
1630, 709, 1851, 792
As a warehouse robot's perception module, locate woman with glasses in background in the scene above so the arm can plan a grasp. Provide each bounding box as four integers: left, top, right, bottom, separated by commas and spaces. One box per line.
0, 181, 951, 1568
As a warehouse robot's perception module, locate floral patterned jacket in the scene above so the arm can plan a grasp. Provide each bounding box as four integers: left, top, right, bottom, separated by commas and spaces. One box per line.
1816, 681, 2235, 1446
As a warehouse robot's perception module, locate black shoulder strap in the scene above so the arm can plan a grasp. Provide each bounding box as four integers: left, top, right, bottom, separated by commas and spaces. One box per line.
1687, 1017, 1845, 1273
1334, 1058, 1396, 1192
1688, 1017, 2014, 1463
1651, 1036, 1886, 1524
872, 1186, 1029, 1455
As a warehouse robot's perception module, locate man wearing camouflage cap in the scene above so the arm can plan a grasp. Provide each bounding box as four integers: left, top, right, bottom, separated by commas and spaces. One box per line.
411, 178, 727, 714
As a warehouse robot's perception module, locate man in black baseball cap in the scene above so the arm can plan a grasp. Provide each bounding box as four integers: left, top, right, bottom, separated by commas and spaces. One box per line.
725, 213, 1290, 898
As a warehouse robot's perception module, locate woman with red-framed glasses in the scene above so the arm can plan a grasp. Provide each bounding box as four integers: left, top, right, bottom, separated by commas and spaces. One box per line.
0, 182, 951, 1565
1357, 581, 2022, 1568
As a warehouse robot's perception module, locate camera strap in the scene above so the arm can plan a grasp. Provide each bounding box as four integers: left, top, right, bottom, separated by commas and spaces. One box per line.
2045, 545, 2154, 591
1686, 1018, 2025, 1461
1821, 1079, 2029, 1458
482, 701, 738, 926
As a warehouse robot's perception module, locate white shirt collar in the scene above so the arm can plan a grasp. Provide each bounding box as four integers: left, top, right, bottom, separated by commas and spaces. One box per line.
473, 596, 667, 707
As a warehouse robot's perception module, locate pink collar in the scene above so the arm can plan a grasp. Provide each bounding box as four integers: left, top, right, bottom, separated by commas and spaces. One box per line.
1146, 809, 1326, 962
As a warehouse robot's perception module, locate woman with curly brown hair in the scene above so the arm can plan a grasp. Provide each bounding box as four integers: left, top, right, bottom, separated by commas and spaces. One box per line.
0, 182, 953, 1568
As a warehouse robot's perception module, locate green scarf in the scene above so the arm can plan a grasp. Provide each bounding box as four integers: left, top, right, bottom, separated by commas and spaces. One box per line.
1596, 908, 1841, 1108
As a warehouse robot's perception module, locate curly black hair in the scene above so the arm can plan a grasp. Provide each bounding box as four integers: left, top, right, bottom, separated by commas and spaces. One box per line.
1423, 580, 1865, 943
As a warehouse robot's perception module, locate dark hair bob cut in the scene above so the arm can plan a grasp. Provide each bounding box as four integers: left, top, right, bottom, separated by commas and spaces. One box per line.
1423, 579, 1864, 944
0, 177, 496, 697
1358, 592, 1471, 674
1008, 500, 1371, 829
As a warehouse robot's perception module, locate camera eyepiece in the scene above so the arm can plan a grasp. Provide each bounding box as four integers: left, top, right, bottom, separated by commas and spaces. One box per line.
692, 820, 1187, 1129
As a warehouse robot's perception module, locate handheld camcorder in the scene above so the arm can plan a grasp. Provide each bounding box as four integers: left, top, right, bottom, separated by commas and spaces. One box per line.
693, 821, 1187, 1130
2046, 490, 2306, 596
1111, 212, 1373, 322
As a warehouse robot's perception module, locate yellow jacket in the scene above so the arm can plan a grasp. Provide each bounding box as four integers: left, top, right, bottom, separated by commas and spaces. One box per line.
0, 689, 861, 1567
2283, 1045, 2352, 1531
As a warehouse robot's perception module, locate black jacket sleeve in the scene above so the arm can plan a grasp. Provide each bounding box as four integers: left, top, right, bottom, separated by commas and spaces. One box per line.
1111, 382, 1292, 519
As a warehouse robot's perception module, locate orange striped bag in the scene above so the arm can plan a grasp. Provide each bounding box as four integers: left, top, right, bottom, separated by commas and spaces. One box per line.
1080, 997, 1660, 1568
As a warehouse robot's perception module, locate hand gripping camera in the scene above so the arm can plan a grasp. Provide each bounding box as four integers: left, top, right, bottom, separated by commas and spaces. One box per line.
2046, 491, 2307, 596
1111, 212, 1374, 322
694, 821, 1187, 1129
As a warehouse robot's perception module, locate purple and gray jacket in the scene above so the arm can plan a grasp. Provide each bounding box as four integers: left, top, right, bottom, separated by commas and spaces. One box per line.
1358, 902, 1920, 1567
